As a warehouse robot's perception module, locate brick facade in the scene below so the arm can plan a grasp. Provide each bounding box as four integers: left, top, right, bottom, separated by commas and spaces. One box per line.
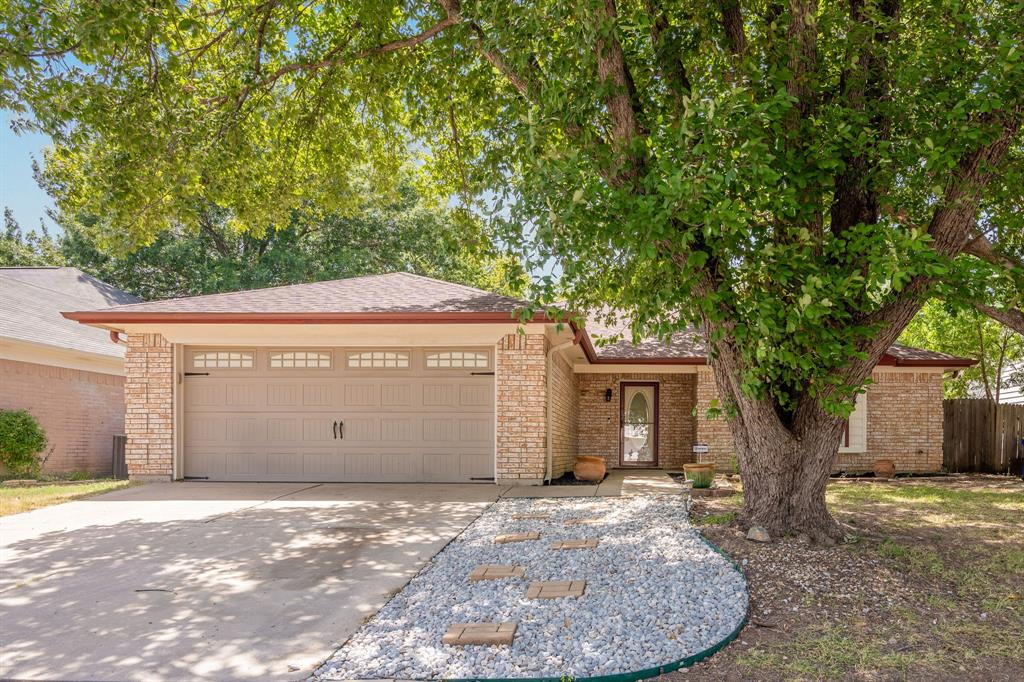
694, 367, 738, 470
577, 373, 697, 470
124, 333, 174, 480
0, 358, 125, 475
548, 351, 579, 478
692, 367, 946, 473
495, 333, 548, 483
112, 328, 947, 483
846, 370, 945, 472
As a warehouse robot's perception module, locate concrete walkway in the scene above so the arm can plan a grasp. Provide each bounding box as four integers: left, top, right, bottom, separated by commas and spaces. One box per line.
500, 468, 685, 498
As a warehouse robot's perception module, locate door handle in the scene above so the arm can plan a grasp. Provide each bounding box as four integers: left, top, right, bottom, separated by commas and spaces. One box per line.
333, 420, 338, 440
339, 420, 344, 440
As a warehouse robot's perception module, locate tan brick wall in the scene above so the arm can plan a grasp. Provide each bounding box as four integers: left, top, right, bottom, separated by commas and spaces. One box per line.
0, 358, 125, 475
496, 333, 547, 482
694, 367, 946, 473
124, 333, 174, 480
577, 373, 697, 470
549, 351, 579, 477
837, 370, 945, 472
694, 367, 737, 471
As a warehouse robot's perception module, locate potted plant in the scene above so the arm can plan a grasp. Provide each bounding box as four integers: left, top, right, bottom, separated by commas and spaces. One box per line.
683, 461, 715, 488
573, 456, 606, 481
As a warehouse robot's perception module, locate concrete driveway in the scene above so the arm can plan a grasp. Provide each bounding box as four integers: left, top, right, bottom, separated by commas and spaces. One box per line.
0, 482, 501, 681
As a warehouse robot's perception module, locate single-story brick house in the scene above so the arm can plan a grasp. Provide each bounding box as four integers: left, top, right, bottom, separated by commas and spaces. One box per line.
63, 272, 974, 483
1, 267, 140, 474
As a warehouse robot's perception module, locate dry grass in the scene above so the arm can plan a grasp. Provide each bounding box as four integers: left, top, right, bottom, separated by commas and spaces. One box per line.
661, 475, 1024, 681
0, 480, 132, 516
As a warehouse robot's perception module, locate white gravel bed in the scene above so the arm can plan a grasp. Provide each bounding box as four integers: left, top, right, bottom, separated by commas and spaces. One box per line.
316, 495, 747, 680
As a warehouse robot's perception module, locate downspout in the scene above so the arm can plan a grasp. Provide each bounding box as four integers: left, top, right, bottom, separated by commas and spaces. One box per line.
545, 329, 584, 483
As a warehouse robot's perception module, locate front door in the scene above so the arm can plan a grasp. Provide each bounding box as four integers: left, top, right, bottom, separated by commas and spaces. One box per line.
620, 382, 659, 467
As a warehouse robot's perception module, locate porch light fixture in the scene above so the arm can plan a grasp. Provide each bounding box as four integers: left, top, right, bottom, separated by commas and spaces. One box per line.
605, 388, 613, 402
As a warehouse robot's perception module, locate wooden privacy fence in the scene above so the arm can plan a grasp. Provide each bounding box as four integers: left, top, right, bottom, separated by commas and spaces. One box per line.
943, 399, 1024, 474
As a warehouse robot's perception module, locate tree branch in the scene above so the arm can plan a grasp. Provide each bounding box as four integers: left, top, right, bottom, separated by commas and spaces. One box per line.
593, 0, 645, 144
717, 0, 748, 55
974, 303, 1024, 336
807, 108, 1023, 409
644, 0, 692, 107
962, 229, 1023, 271
830, 0, 901, 237
206, 8, 460, 107
467, 23, 535, 99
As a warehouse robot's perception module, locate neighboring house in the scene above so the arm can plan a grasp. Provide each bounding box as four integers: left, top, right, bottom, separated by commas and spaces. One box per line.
997, 362, 1023, 405
1, 267, 141, 474
62, 272, 974, 483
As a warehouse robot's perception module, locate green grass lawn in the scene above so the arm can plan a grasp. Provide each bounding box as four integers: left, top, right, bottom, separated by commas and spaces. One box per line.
0, 480, 132, 516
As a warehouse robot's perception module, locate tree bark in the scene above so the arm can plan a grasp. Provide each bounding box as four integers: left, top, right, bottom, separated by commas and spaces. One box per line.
734, 420, 848, 543
704, 328, 849, 542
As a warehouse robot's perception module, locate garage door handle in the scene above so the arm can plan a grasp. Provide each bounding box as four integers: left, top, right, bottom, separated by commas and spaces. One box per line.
339, 420, 344, 439
333, 421, 338, 439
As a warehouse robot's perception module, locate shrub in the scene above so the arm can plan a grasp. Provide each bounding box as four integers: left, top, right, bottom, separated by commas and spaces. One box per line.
0, 410, 49, 476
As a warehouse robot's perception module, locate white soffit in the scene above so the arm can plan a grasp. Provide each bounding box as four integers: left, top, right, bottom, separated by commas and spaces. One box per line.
122, 323, 532, 346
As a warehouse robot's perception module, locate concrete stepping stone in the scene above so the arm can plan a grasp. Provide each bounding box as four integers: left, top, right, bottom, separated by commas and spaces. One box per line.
563, 518, 603, 526
551, 538, 599, 550
469, 564, 526, 581
526, 580, 586, 599
494, 532, 539, 544
442, 622, 517, 646
512, 513, 551, 520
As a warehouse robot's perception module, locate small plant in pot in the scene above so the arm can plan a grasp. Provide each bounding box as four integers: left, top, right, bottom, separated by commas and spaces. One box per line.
0, 409, 49, 478
683, 462, 716, 489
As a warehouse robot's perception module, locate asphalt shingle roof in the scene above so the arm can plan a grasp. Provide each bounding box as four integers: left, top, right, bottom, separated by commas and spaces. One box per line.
1, 267, 140, 359
61, 271, 972, 366
76, 272, 530, 315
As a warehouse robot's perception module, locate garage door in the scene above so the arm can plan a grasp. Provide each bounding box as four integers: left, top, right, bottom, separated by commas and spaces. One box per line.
182, 347, 494, 482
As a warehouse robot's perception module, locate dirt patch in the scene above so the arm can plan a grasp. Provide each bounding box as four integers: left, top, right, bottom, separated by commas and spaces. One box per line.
660, 475, 1024, 681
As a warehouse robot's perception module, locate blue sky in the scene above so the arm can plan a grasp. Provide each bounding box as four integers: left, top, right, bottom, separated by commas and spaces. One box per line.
1, 111, 57, 234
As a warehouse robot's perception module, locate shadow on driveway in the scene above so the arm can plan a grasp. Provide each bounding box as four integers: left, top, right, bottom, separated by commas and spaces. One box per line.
0, 482, 499, 681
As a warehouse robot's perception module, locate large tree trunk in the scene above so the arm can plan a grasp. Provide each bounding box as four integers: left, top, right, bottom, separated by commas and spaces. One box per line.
706, 340, 851, 543
731, 408, 848, 543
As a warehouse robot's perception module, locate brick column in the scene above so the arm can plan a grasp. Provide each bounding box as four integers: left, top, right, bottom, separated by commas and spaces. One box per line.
124, 333, 174, 481
496, 333, 547, 484
694, 367, 737, 471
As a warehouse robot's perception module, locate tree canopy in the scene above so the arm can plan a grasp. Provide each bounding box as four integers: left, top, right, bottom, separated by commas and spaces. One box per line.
901, 301, 1023, 400
2, 178, 524, 299
3, 0, 1022, 537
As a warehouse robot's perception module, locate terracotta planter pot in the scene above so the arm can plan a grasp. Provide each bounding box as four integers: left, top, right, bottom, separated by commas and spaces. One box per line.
874, 459, 896, 479
573, 456, 606, 482
683, 462, 716, 489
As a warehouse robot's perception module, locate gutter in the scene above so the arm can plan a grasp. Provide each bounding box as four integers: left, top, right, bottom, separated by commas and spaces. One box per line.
61, 311, 553, 325
545, 330, 582, 483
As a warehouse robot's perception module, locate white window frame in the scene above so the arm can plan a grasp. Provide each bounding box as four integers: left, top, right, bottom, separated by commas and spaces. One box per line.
268, 349, 333, 369
424, 349, 491, 369
838, 393, 868, 453
346, 350, 411, 369
191, 349, 256, 369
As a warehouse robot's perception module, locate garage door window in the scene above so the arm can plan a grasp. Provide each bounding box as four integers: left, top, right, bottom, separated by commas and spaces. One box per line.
192, 350, 254, 369
346, 350, 410, 369
425, 350, 489, 368
269, 350, 332, 369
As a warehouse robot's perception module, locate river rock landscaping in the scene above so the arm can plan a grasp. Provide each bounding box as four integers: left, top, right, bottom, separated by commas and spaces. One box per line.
316, 495, 748, 680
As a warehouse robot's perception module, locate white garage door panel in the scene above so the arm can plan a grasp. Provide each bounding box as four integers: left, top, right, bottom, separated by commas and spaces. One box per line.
183, 347, 495, 482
